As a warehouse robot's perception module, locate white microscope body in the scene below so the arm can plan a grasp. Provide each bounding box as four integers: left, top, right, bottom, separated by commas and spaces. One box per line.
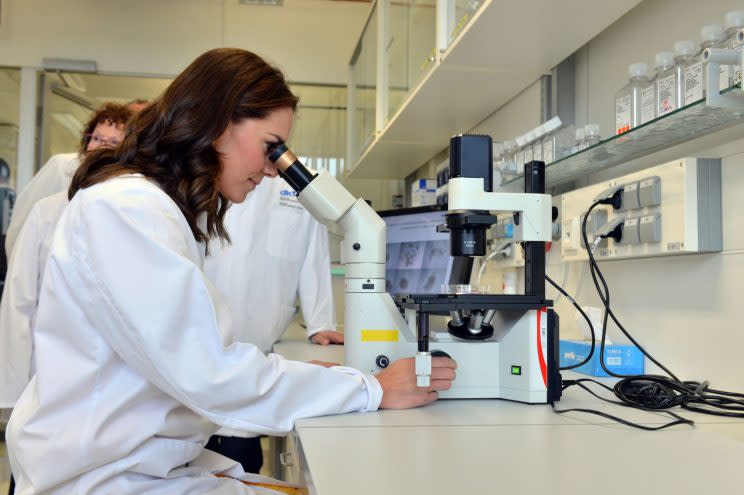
269, 136, 560, 404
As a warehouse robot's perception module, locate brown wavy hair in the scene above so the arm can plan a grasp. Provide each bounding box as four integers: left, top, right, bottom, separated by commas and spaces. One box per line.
69, 48, 298, 245
79, 102, 134, 153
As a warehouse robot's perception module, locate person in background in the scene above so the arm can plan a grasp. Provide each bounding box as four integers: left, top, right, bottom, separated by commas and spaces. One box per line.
0, 102, 135, 413
0, 102, 136, 495
4, 102, 133, 256
6, 48, 456, 494
0, 158, 15, 296
203, 174, 343, 473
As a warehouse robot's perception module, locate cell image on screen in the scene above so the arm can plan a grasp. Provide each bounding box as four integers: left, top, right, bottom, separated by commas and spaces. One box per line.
417, 268, 446, 293
381, 208, 453, 297
397, 242, 425, 269
386, 242, 401, 268
393, 270, 421, 293
385, 270, 397, 293
422, 240, 449, 269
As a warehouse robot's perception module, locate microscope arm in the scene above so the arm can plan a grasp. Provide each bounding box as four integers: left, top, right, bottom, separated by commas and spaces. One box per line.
448, 177, 552, 242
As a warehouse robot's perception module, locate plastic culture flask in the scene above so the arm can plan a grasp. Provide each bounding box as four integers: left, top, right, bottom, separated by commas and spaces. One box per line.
654, 51, 676, 117
684, 24, 725, 104
616, 63, 650, 134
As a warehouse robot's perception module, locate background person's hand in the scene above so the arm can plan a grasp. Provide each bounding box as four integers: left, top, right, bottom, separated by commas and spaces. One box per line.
376, 356, 457, 409
310, 330, 345, 345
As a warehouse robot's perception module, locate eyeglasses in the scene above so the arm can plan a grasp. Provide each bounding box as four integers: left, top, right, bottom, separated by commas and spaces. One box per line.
85, 133, 122, 148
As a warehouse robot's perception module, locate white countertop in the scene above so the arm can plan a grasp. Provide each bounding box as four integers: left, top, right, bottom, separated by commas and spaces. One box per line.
298, 422, 743, 495
273, 325, 744, 495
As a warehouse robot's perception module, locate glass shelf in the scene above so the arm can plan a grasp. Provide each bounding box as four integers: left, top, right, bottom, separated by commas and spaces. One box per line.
504, 89, 744, 188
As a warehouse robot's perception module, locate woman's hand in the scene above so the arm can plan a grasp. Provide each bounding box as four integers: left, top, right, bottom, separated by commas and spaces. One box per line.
376, 356, 457, 409
310, 331, 345, 345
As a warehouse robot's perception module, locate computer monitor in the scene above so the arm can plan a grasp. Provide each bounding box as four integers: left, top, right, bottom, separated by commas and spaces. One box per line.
378, 206, 454, 298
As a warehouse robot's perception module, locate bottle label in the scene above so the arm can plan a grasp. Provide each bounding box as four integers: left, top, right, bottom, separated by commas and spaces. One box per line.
516, 150, 524, 175
721, 64, 730, 91
542, 139, 554, 164
533, 143, 543, 162
656, 74, 676, 116
523, 146, 533, 164
684, 60, 703, 104
640, 85, 656, 124
615, 94, 632, 134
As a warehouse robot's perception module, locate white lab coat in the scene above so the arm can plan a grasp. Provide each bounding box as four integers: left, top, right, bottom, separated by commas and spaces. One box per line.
0, 191, 68, 408
204, 177, 335, 355
7, 175, 382, 495
5, 153, 79, 256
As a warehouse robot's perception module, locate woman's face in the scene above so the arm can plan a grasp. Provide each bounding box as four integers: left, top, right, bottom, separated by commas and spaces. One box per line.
214, 106, 294, 203
86, 121, 125, 152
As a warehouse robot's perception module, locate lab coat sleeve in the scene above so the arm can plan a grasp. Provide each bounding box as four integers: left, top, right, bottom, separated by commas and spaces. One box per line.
6, 154, 76, 256
0, 205, 44, 407
72, 187, 381, 436
298, 220, 336, 339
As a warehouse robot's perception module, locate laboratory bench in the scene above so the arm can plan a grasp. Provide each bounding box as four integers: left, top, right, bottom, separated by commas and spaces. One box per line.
272, 324, 744, 494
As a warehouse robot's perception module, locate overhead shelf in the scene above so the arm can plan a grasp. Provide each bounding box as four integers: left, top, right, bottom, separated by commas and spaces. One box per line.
347, 0, 642, 179
503, 89, 744, 190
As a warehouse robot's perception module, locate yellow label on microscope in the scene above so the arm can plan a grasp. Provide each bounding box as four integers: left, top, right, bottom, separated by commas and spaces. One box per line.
361, 330, 399, 342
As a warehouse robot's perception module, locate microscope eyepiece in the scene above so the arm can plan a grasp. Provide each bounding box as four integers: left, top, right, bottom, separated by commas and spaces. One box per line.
265, 141, 317, 193
267, 141, 288, 163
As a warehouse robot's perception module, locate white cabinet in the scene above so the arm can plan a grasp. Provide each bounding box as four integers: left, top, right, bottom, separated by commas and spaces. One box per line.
347, 0, 642, 180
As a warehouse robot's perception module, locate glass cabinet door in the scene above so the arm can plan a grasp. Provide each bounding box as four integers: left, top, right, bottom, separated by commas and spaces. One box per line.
0, 68, 20, 188
349, 5, 378, 162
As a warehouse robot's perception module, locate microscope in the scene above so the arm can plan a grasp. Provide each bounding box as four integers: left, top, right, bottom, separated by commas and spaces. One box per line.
269, 134, 561, 404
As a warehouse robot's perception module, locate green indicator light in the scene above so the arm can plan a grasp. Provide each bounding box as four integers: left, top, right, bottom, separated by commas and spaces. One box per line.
511, 365, 522, 375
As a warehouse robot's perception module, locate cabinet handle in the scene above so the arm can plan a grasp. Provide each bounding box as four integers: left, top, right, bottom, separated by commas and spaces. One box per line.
279, 451, 294, 467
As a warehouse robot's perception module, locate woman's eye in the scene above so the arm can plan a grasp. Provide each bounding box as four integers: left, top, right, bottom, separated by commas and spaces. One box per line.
265, 141, 280, 154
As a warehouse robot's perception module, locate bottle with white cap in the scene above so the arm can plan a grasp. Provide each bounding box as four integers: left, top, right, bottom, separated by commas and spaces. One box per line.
501, 140, 518, 179
673, 40, 696, 107
615, 62, 650, 135
639, 58, 658, 124
684, 24, 725, 104
718, 10, 744, 88
584, 123, 601, 148
655, 51, 676, 117
574, 126, 586, 152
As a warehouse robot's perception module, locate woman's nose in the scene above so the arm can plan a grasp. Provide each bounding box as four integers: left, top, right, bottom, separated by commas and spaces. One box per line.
263, 162, 279, 178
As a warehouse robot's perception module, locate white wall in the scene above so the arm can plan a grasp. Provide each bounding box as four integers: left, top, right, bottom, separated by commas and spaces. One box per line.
0, 0, 370, 84
547, 142, 744, 390
469, 80, 543, 142
342, 177, 401, 211
565, 0, 744, 389
482, 0, 744, 390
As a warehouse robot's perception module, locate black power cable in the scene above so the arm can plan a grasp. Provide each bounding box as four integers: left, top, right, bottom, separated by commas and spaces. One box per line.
547, 270, 693, 429
551, 199, 744, 429
545, 273, 595, 371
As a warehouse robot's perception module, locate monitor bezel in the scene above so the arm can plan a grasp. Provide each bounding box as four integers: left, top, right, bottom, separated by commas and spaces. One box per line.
377, 204, 446, 218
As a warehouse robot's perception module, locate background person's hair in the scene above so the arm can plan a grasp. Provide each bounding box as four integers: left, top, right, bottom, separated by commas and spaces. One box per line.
79, 102, 134, 153
0, 158, 9, 181
70, 48, 299, 246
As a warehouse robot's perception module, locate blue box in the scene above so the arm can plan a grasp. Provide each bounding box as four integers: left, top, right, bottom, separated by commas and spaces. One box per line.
411, 178, 436, 193
559, 339, 644, 377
